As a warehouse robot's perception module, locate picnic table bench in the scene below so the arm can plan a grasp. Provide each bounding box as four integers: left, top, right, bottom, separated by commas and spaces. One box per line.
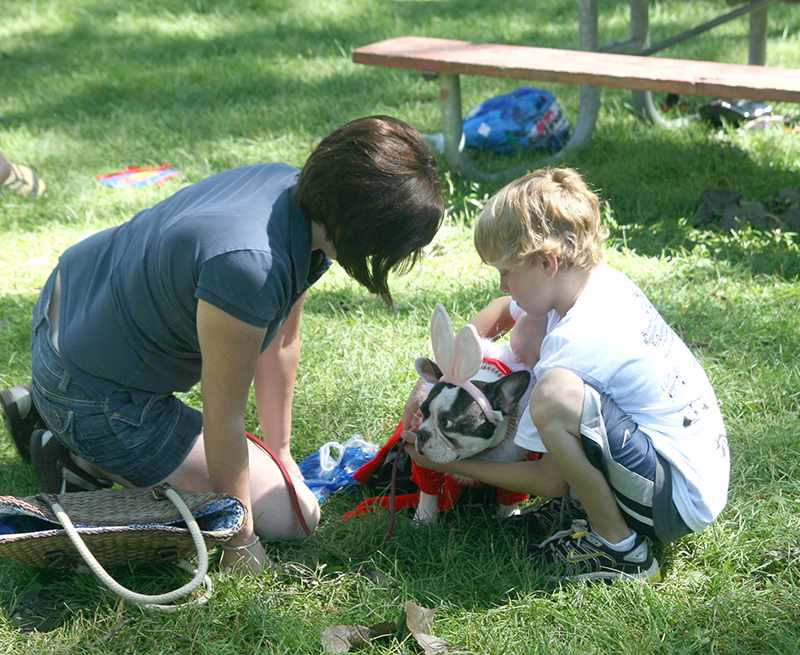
353, 0, 800, 181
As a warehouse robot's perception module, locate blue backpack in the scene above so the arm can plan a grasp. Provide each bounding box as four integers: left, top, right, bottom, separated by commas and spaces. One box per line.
463, 86, 570, 155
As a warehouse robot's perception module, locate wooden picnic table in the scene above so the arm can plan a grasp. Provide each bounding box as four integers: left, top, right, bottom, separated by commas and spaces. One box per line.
354, 0, 796, 181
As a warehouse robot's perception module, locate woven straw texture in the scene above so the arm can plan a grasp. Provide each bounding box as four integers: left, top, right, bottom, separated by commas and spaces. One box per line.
0, 488, 246, 569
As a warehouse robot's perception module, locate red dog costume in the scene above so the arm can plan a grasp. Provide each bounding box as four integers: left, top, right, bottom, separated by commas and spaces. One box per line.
345, 357, 540, 520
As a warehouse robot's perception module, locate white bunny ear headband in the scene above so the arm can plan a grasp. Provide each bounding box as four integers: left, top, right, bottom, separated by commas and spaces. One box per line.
429, 303, 499, 425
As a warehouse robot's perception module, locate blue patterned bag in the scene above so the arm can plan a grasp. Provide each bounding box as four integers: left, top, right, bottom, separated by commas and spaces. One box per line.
299, 437, 380, 503
463, 86, 570, 155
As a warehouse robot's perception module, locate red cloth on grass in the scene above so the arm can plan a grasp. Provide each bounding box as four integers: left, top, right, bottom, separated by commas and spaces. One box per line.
345, 419, 539, 519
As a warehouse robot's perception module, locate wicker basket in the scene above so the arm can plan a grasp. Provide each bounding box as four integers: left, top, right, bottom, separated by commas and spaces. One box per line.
0, 485, 246, 569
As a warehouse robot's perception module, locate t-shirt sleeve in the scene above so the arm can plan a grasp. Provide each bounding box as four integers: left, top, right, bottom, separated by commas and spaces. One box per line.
195, 250, 290, 328
513, 406, 547, 452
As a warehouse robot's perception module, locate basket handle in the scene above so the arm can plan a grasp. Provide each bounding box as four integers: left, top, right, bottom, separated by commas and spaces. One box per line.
48, 486, 212, 612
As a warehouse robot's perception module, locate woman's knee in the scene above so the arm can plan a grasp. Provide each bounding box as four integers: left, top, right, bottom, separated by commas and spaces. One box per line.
255, 493, 319, 541
286, 478, 321, 539
250, 465, 321, 540
0, 154, 11, 185
292, 480, 321, 536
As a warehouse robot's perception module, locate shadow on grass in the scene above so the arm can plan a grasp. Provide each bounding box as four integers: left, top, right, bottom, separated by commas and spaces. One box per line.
1, 0, 580, 131
441, 116, 800, 281
269, 489, 561, 607
3, 0, 798, 290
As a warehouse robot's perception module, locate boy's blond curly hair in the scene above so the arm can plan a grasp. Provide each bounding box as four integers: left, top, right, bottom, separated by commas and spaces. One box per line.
474, 168, 608, 271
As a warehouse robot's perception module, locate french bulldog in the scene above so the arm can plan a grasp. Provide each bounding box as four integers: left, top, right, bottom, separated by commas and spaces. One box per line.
411, 355, 532, 524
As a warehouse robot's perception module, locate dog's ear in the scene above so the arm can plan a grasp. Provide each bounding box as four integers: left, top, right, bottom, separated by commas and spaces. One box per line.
476, 371, 532, 415
415, 357, 443, 385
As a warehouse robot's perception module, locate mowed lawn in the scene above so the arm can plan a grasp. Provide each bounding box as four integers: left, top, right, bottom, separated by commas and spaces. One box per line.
1, 1, 799, 653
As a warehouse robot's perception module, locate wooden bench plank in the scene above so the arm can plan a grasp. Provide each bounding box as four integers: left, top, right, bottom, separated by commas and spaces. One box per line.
353, 36, 800, 103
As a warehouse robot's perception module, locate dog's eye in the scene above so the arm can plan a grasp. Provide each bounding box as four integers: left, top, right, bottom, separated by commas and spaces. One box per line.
440, 418, 454, 430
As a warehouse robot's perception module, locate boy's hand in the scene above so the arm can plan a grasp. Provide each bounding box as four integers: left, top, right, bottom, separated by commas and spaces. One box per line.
405, 442, 483, 480
404, 442, 447, 472
400, 412, 421, 444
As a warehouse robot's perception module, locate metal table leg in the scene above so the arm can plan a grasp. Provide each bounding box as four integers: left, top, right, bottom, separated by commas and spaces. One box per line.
749, 5, 769, 65
629, 0, 777, 124
629, 0, 691, 127
437, 0, 600, 182
439, 72, 487, 180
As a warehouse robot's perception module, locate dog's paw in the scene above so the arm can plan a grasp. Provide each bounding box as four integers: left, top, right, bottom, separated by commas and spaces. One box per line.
496, 504, 521, 519
412, 509, 440, 526
413, 493, 441, 526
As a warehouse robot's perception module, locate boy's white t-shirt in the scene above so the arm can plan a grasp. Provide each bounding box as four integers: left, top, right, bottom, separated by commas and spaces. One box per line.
513, 265, 729, 533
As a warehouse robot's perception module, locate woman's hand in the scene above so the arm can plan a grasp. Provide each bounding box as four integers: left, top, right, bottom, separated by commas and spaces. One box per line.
400, 377, 426, 443
221, 537, 269, 576
266, 441, 303, 480
280, 455, 303, 480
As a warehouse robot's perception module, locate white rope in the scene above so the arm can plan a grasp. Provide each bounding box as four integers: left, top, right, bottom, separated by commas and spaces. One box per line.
51, 486, 212, 611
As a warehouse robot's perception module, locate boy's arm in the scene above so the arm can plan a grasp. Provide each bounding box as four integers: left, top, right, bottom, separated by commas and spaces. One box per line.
469, 295, 515, 339
405, 443, 569, 498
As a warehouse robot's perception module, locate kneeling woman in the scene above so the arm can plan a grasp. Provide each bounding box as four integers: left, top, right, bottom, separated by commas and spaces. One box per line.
4, 116, 444, 574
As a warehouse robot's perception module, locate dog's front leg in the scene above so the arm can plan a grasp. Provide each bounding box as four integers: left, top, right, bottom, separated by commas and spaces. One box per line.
414, 491, 441, 525
496, 503, 521, 519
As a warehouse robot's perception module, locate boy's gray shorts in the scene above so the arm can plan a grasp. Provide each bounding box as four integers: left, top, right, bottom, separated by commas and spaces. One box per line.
580, 384, 692, 544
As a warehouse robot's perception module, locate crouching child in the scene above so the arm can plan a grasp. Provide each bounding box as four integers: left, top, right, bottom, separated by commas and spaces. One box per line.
404, 168, 729, 583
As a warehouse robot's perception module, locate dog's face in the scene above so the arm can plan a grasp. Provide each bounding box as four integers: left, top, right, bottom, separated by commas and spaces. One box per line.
413, 357, 531, 464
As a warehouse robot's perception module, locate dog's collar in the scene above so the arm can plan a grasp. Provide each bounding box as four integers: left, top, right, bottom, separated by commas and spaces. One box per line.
471, 358, 520, 446
489, 407, 519, 448
476, 357, 513, 378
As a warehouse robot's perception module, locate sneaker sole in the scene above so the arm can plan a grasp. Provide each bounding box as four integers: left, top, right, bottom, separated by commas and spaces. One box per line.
546, 559, 662, 584
1, 388, 35, 462
29, 429, 111, 494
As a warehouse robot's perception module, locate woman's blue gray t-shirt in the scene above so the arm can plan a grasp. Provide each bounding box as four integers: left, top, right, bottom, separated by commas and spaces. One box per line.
57, 163, 331, 398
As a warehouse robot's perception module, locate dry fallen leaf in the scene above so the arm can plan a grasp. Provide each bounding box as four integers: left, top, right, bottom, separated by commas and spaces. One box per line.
405, 600, 437, 635
320, 602, 462, 653
405, 601, 463, 654
415, 631, 461, 655
321, 621, 396, 653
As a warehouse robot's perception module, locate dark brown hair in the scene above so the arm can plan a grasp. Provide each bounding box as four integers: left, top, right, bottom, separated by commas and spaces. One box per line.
297, 115, 444, 305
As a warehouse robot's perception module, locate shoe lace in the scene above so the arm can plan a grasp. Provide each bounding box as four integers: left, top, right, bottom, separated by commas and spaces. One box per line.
546, 521, 590, 554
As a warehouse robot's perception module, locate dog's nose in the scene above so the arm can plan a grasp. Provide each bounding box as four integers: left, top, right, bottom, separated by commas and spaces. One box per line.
415, 431, 430, 448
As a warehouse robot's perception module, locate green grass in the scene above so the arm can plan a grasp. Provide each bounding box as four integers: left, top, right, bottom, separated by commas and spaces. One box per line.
2, 0, 800, 652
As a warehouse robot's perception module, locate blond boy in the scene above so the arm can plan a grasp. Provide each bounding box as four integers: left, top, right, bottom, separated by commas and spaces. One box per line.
405, 168, 729, 582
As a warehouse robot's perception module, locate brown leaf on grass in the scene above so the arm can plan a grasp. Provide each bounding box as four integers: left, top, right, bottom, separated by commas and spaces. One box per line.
405, 601, 464, 654
405, 600, 437, 635
321, 621, 397, 653
320, 602, 462, 653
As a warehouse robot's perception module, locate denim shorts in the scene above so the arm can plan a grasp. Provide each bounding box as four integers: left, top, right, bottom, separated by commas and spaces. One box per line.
580, 384, 691, 545
29, 268, 203, 487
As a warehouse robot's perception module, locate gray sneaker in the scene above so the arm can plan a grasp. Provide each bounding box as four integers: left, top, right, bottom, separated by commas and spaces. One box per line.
533, 521, 662, 583
1, 384, 44, 463
29, 429, 112, 494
